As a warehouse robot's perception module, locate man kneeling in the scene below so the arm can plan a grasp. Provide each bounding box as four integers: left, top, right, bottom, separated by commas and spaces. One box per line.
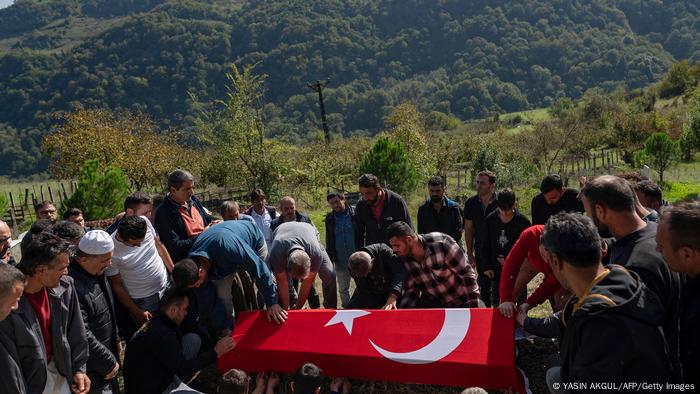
346, 244, 406, 309
124, 287, 235, 393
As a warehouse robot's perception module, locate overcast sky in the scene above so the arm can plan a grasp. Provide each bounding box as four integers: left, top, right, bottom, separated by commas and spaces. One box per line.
0, 0, 13, 10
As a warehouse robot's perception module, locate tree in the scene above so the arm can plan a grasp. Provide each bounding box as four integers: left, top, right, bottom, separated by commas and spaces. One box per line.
195, 64, 286, 197
680, 91, 700, 161
358, 137, 418, 196
42, 109, 194, 189
385, 102, 435, 180
61, 160, 129, 221
639, 133, 680, 183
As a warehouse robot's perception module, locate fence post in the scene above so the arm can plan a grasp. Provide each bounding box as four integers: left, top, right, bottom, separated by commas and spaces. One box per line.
60, 183, 68, 201
48, 186, 55, 204
8, 192, 18, 234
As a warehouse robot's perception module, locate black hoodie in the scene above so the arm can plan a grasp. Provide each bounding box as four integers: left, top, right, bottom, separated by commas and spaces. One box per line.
559, 265, 673, 390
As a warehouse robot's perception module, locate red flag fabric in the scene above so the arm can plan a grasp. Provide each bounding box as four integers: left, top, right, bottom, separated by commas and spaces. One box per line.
218, 308, 525, 392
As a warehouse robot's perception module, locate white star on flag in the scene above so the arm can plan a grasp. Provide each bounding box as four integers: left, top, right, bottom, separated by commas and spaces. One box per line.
324, 310, 371, 335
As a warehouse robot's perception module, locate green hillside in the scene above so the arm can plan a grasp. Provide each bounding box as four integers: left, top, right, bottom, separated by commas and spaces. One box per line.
1, 0, 699, 177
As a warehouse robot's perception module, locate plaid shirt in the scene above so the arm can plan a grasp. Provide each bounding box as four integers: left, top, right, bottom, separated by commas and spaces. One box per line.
400, 233, 481, 308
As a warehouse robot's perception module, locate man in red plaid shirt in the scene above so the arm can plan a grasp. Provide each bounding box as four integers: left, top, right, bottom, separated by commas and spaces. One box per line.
386, 221, 481, 308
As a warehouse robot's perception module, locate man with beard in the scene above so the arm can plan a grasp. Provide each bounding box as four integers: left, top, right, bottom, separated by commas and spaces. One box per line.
580, 175, 682, 380
417, 176, 462, 242
68, 230, 120, 393
656, 202, 700, 387
355, 174, 412, 248
387, 221, 480, 308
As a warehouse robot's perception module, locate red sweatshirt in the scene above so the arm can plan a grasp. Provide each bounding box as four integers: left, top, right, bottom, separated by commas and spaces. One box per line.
499, 225, 562, 307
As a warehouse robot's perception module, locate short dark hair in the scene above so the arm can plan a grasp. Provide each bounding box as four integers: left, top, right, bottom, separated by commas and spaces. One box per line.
167, 169, 194, 190
476, 171, 496, 184
18, 232, 70, 276
62, 208, 82, 220
124, 192, 153, 212
581, 175, 635, 212
539, 174, 563, 193
358, 173, 380, 188
428, 176, 445, 188
541, 212, 602, 267
34, 201, 55, 213
20, 220, 55, 256
152, 194, 165, 210
250, 189, 266, 202
386, 221, 416, 240
218, 369, 250, 394
117, 216, 148, 242
0, 263, 25, 299
159, 286, 189, 311
172, 258, 200, 288
294, 363, 323, 394
326, 192, 345, 201
496, 188, 516, 209
660, 201, 700, 251
52, 221, 85, 243
634, 180, 663, 205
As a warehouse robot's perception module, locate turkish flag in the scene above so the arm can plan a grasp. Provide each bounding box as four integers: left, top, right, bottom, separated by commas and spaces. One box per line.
218, 308, 525, 392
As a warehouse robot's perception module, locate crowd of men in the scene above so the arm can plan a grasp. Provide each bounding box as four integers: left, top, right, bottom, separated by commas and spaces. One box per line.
0, 167, 698, 394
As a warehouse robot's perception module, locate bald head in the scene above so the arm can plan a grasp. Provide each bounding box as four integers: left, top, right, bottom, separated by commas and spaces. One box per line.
348, 251, 372, 278
581, 175, 635, 212
220, 200, 240, 221
280, 196, 297, 222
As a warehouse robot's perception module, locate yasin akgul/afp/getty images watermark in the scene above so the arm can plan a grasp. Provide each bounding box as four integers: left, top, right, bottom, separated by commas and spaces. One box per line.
552, 382, 695, 391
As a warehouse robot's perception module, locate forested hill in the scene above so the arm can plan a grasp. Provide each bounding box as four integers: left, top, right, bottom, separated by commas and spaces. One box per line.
1, 0, 699, 177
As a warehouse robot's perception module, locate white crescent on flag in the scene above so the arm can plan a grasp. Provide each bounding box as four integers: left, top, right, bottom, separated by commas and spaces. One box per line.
324, 309, 472, 365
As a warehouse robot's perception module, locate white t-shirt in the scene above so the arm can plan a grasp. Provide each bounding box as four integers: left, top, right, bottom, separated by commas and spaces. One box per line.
250, 208, 273, 246
106, 216, 169, 299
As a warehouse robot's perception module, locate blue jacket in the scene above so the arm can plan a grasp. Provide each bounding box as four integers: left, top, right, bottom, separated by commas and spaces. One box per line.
154, 195, 214, 263
188, 221, 277, 307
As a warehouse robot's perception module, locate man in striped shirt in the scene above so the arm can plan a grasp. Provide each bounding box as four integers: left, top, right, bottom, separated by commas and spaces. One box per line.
386, 221, 481, 308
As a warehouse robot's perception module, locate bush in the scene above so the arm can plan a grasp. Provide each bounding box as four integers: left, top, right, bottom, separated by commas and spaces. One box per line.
358, 137, 419, 196
61, 160, 129, 221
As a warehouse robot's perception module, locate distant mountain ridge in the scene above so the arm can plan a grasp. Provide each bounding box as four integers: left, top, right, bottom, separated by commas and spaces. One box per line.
0, 0, 698, 176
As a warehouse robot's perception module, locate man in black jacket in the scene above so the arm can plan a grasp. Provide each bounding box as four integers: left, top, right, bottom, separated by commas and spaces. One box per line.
1, 232, 90, 394
325, 192, 356, 307
0, 263, 26, 394
581, 175, 682, 378
530, 174, 583, 225
354, 174, 412, 249
124, 287, 235, 394
539, 213, 672, 392
657, 201, 700, 388
270, 196, 314, 232
417, 176, 462, 242
347, 243, 406, 309
69, 230, 120, 394
480, 188, 531, 307
155, 169, 217, 262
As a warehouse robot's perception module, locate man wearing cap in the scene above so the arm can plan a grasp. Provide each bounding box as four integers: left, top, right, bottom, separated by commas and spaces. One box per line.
69, 230, 120, 394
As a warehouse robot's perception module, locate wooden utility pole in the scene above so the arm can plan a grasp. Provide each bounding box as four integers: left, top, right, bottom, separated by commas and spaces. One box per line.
307, 80, 330, 143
